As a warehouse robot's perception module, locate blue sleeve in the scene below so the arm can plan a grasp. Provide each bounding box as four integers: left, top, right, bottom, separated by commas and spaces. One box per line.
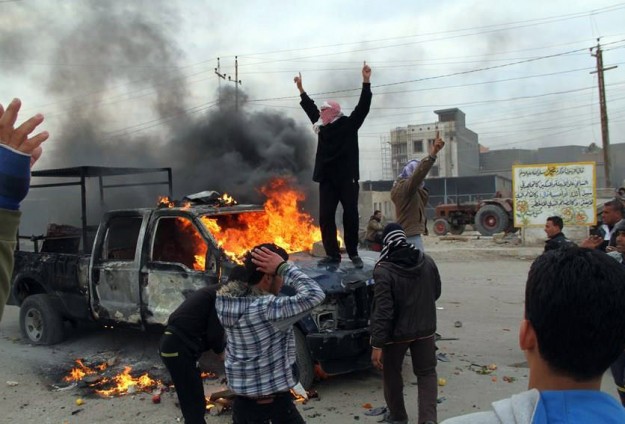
0, 145, 31, 210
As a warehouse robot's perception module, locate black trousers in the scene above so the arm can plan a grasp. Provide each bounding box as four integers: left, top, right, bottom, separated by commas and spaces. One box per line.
160, 332, 206, 424
383, 337, 438, 423
319, 178, 360, 258
232, 393, 305, 424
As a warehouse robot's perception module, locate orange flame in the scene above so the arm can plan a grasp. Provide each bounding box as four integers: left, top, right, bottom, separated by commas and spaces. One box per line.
95, 366, 162, 397
200, 177, 323, 262
221, 193, 238, 206
158, 196, 175, 208
63, 359, 108, 382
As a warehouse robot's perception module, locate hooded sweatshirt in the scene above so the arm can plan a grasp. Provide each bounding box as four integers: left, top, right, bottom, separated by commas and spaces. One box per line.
370, 247, 441, 347
216, 263, 325, 397
441, 389, 625, 423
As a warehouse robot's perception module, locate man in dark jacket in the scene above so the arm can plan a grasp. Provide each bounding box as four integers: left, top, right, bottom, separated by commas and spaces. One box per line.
294, 63, 372, 268
370, 223, 441, 424
543, 216, 575, 252
159, 286, 226, 424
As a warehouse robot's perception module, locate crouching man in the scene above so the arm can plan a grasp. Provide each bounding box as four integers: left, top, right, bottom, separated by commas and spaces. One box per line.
442, 248, 625, 423
216, 244, 325, 424
160, 285, 226, 424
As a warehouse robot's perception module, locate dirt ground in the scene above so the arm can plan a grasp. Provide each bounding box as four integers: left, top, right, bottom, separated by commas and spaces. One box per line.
0, 234, 619, 423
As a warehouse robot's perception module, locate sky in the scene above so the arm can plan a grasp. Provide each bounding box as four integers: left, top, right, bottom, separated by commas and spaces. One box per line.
1, 0, 624, 185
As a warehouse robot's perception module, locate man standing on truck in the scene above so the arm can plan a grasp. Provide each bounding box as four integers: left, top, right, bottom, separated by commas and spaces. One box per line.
216, 243, 325, 424
391, 134, 445, 251
159, 284, 226, 424
294, 63, 372, 268
0, 98, 49, 321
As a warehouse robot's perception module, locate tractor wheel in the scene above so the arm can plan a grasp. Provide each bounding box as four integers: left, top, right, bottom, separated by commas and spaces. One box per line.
474, 205, 509, 236
433, 219, 450, 236
449, 224, 466, 235
294, 327, 314, 390
19, 294, 65, 345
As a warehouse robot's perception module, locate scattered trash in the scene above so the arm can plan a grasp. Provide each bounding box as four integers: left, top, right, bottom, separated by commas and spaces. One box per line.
491, 376, 497, 382
436, 306, 444, 310
75, 398, 85, 406
52, 382, 77, 392
438, 377, 447, 386
502, 328, 510, 332
437, 396, 447, 404
487, 363, 498, 371
454, 321, 463, 328
364, 406, 387, 416
362, 403, 373, 409
437, 353, 451, 362
71, 409, 83, 416
152, 394, 161, 404
6, 381, 19, 387
503, 376, 517, 383
470, 363, 495, 375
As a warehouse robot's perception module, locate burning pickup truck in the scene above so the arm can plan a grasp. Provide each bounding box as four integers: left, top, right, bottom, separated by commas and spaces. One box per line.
10, 167, 375, 388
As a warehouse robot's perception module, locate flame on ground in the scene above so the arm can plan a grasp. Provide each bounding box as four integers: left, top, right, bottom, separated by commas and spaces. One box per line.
200, 177, 325, 262
95, 366, 162, 397
62, 361, 162, 397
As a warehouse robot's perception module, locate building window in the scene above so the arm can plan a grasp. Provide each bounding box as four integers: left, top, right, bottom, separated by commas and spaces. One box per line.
392, 143, 407, 155
413, 140, 423, 153
430, 165, 439, 177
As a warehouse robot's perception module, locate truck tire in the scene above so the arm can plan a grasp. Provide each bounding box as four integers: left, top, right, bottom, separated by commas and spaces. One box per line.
294, 327, 314, 390
19, 294, 65, 345
449, 224, 466, 235
433, 219, 450, 236
475, 205, 509, 236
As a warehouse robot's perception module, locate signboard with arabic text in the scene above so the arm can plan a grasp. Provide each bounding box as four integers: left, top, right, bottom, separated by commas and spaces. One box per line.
512, 162, 596, 227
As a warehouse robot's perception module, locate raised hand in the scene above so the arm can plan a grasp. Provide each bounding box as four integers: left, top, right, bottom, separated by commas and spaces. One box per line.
0, 98, 48, 167
430, 130, 445, 156
293, 72, 304, 94
362, 61, 371, 83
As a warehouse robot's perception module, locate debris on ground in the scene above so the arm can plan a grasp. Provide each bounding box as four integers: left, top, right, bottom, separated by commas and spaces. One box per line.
454, 321, 463, 328
364, 406, 387, 416
437, 352, 451, 362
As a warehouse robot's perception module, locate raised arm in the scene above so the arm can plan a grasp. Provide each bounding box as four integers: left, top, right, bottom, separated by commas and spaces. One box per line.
295, 72, 320, 124
349, 62, 372, 129
406, 132, 445, 194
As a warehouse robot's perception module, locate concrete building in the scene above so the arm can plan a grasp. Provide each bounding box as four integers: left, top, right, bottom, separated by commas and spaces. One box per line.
388, 108, 479, 178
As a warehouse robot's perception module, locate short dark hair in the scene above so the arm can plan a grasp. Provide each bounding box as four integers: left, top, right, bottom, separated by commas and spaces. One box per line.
374, 210, 381, 215
604, 199, 624, 216
546, 216, 563, 230
243, 243, 288, 285
525, 248, 625, 380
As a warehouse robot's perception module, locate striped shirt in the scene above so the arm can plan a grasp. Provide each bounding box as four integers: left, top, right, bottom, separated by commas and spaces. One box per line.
216, 263, 325, 396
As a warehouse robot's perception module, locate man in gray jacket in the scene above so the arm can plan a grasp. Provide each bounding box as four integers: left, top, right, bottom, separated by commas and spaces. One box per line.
370, 223, 441, 424
442, 248, 625, 424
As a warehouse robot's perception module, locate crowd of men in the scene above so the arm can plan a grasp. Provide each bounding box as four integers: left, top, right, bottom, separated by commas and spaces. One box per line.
2, 88, 625, 424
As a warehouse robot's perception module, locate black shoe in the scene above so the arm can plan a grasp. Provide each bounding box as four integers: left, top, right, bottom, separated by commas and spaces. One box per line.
317, 256, 341, 266
350, 255, 364, 269
378, 411, 408, 424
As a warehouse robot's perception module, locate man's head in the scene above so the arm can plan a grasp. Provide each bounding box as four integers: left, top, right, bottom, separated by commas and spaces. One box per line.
398, 159, 420, 180
373, 210, 382, 220
544, 216, 563, 238
616, 229, 625, 251
319, 100, 341, 125
382, 223, 407, 246
243, 243, 289, 295
602, 199, 624, 226
520, 248, 625, 383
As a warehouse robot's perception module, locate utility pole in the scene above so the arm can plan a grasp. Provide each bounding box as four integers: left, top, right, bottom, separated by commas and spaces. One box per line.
214, 57, 225, 106
590, 39, 617, 188
214, 56, 243, 112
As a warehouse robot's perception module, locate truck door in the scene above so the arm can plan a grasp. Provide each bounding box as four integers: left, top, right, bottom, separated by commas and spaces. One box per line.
142, 215, 220, 326
90, 213, 145, 324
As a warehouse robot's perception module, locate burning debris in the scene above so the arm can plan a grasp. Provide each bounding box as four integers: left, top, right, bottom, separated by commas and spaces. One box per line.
61, 359, 164, 397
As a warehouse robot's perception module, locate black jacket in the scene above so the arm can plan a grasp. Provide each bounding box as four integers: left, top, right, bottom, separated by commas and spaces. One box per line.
544, 232, 575, 252
166, 285, 226, 355
299, 83, 372, 183
370, 249, 441, 348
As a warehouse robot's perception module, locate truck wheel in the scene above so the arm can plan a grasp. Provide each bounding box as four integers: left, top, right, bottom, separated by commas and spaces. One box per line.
449, 224, 466, 235
19, 294, 65, 345
433, 219, 450, 236
294, 327, 314, 390
475, 205, 509, 236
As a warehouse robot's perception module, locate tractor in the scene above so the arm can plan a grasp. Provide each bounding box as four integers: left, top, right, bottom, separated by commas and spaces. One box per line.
433, 198, 516, 237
